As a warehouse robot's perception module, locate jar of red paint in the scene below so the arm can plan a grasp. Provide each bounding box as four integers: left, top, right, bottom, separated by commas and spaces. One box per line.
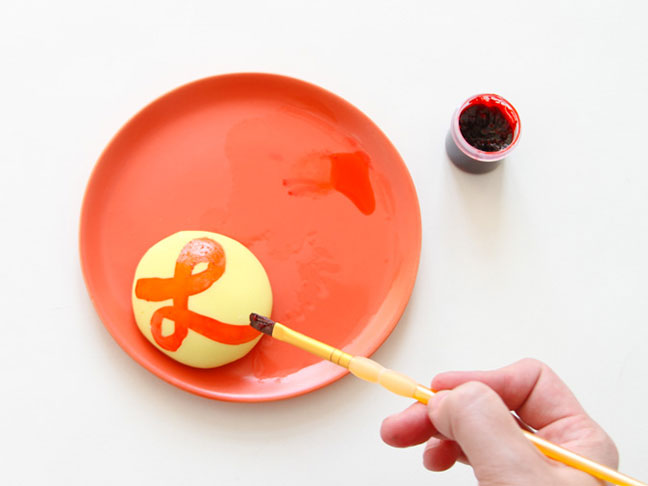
445, 94, 521, 174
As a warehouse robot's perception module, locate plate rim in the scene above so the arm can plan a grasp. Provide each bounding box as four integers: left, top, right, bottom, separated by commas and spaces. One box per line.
78, 72, 421, 402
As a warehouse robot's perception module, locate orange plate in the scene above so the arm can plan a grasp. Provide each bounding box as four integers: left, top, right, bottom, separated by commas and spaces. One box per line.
80, 73, 421, 401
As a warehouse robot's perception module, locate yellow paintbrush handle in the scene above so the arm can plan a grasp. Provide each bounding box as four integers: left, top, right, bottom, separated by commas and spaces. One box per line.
260, 319, 646, 486
272, 322, 354, 367
348, 356, 434, 401
347, 356, 645, 486
521, 432, 646, 486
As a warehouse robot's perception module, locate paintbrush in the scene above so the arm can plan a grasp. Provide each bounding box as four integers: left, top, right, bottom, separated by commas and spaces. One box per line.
249, 313, 646, 486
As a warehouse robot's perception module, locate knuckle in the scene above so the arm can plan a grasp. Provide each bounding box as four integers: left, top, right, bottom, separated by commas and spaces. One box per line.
516, 357, 545, 371
518, 357, 541, 366
453, 381, 496, 404
446, 382, 500, 437
514, 358, 554, 383
587, 425, 620, 467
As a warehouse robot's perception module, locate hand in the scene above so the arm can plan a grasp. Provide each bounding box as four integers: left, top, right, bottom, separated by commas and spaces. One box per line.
380, 359, 618, 485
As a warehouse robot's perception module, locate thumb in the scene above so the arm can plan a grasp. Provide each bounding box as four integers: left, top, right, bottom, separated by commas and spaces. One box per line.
428, 382, 544, 483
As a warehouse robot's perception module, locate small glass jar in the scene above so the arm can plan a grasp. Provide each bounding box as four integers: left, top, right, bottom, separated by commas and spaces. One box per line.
446, 93, 521, 174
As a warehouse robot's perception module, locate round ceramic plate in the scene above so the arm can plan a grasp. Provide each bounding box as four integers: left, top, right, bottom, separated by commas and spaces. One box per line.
80, 73, 421, 401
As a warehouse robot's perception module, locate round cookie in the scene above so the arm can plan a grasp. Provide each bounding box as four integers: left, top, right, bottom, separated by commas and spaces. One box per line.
132, 231, 272, 368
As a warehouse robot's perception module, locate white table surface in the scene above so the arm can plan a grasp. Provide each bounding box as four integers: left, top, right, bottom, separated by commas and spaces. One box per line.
2, 1, 647, 484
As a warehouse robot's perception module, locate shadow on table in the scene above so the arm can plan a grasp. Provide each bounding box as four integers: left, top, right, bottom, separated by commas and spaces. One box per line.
446, 151, 507, 248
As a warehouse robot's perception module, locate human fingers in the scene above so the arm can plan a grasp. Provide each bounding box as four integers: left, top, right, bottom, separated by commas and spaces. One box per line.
431, 359, 618, 467
381, 402, 438, 448
428, 384, 545, 482
431, 358, 585, 431
432, 358, 619, 467
422, 437, 462, 471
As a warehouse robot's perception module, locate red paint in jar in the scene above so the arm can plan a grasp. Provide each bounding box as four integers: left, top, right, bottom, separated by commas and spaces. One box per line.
446, 94, 521, 174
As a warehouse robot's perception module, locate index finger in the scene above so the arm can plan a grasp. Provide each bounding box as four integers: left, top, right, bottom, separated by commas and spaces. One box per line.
430, 358, 585, 430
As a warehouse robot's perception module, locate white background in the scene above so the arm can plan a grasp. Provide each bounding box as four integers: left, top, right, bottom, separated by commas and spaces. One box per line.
2, 1, 647, 484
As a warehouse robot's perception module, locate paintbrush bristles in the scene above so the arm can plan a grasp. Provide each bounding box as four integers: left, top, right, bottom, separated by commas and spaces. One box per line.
249, 313, 275, 335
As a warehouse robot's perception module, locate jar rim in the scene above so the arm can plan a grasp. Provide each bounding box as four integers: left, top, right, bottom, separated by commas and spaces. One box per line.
451, 93, 521, 163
